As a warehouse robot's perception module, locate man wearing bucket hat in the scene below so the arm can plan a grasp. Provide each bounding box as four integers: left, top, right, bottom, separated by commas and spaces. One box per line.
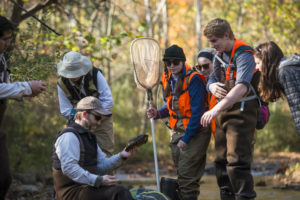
52, 96, 136, 200
0, 16, 46, 199
56, 51, 115, 158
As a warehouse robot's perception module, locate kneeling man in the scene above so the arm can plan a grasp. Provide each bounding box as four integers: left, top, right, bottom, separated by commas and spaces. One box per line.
52, 96, 135, 200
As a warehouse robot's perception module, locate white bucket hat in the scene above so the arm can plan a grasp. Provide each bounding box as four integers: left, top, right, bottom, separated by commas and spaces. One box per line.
57, 51, 92, 78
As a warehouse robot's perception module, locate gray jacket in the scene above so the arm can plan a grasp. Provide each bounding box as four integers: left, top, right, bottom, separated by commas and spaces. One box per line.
279, 54, 300, 135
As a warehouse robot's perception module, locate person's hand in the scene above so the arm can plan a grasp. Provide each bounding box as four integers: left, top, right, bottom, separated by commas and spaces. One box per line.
121, 147, 138, 159
209, 82, 227, 99
29, 80, 46, 97
177, 140, 187, 149
147, 106, 157, 119
200, 109, 219, 127
101, 175, 119, 186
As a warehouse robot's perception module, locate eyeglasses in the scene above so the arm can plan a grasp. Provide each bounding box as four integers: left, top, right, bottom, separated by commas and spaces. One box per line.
195, 63, 210, 70
87, 111, 102, 121
165, 60, 181, 66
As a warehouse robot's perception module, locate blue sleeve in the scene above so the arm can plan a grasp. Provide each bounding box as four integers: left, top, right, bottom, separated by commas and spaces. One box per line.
181, 75, 206, 143
156, 105, 170, 119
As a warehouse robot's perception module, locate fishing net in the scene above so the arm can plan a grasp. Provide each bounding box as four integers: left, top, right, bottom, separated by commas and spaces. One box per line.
130, 38, 161, 90
130, 37, 161, 191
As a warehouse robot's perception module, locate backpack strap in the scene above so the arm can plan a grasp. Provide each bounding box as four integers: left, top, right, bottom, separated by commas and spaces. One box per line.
232, 45, 254, 67
239, 84, 261, 111
215, 53, 235, 71
185, 69, 194, 90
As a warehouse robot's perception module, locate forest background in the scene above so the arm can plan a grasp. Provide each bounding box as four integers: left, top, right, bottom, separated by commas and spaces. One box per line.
1, 0, 300, 176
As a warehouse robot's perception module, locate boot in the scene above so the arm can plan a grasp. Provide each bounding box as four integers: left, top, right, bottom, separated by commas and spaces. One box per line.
182, 196, 197, 200
220, 190, 235, 200
160, 177, 180, 200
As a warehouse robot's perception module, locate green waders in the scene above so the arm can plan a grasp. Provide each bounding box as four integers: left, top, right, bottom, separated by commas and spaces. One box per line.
169, 126, 211, 198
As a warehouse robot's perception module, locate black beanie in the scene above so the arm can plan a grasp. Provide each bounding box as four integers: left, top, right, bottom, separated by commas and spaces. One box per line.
163, 45, 186, 61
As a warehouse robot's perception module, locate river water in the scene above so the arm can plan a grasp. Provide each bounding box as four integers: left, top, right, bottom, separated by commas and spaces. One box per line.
118, 174, 300, 200
198, 176, 300, 200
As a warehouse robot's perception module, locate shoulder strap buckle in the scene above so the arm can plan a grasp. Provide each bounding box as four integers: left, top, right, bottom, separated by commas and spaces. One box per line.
215, 54, 235, 71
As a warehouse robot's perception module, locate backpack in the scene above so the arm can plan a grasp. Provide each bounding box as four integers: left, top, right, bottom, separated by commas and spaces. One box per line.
130, 188, 170, 200
256, 96, 270, 129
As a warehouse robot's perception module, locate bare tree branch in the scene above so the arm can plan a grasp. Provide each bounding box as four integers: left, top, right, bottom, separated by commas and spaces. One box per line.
10, 0, 58, 26
144, 0, 153, 37
21, 0, 58, 21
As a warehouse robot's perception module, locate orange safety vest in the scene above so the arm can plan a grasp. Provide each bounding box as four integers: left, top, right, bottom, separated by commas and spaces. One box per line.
213, 39, 257, 133
161, 65, 205, 130
217, 39, 262, 131
207, 93, 217, 136
223, 39, 255, 81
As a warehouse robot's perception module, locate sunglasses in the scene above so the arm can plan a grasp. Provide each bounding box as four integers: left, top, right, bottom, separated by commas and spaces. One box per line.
195, 63, 210, 70
87, 111, 102, 121
165, 60, 181, 66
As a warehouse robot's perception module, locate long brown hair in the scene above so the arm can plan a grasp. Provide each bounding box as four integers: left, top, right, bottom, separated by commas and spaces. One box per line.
254, 41, 284, 102
163, 62, 184, 97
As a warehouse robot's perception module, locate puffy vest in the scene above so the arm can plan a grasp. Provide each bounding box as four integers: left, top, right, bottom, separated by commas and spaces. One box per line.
57, 67, 101, 106
161, 65, 205, 130
52, 122, 98, 171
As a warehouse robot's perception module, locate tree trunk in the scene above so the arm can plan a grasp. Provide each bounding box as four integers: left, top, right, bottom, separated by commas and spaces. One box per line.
10, 0, 24, 25
105, 0, 115, 86
162, 0, 168, 48
196, 0, 202, 51
237, 0, 245, 38
144, 0, 153, 37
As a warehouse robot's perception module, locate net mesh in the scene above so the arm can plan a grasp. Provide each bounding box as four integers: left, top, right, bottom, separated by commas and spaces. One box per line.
130, 38, 161, 90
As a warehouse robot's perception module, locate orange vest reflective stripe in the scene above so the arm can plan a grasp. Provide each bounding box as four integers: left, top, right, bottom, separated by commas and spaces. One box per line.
225, 39, 254, 80
161, 65, 205, 130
